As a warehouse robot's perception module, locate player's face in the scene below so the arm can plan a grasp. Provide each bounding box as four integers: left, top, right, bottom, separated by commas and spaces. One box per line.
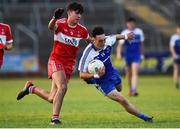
68, 10, 82, 24
93, 34, 106, 49
127, 21, 136, 30
176, 27, 180, 35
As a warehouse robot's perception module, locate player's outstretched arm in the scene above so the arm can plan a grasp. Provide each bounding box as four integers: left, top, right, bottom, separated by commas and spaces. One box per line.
5, 43, 13, 50
116, 42, 123, 60
140, 41, 145, 59
116, 32, 134, 41
79, 72, 94, 79
48, 8, 64, 31
80, 67, 105, 79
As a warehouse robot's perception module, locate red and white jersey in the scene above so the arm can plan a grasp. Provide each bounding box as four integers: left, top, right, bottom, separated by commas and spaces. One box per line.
0, 23, 13, 65
50, 18, 89, 66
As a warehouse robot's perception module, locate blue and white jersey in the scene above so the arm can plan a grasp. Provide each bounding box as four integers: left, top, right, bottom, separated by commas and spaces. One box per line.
120, 28, 144, 57
78, 35, 116, 83
170, 34, 180, 55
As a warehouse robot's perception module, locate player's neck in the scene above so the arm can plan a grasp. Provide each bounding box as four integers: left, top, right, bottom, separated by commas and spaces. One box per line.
67, 19, 77, 28
128, 28, 135, 31
92, 44, 103, 51
177, 33, 180, 35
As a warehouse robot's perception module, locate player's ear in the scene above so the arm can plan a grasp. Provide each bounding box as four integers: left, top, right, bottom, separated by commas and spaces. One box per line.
67, 10, 71, 16
91, 37, 95, 42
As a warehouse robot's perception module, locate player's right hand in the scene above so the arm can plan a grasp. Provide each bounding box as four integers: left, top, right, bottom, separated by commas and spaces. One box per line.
96, 67, 105, 77
116, 53, 122, 60
54, 8, 64, 19
127, 32, 134, 40
173, 54, 179, 60
0, 44, 6, 49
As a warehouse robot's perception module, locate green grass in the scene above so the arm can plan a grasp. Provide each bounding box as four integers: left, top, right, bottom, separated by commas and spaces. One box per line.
0, 76, 180, 127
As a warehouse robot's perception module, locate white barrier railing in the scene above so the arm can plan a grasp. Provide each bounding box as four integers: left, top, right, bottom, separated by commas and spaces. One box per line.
15, 24, 39, 57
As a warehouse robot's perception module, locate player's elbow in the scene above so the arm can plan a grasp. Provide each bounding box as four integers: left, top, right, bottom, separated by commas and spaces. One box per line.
79, 73, 84, 79
48, 98, 53, 103
48, 24, 54, 31
79, 72, 86, 79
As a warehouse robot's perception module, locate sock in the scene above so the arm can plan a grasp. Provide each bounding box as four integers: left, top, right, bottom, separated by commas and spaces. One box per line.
130, 87, 136, 93
52, 114, 59, 121
29, 86, 36, 93
176, 82, 179, 89
138, 113, 150, 121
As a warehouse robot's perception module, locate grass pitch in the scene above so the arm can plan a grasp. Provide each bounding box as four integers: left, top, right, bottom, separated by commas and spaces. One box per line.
0, 76, 180, 128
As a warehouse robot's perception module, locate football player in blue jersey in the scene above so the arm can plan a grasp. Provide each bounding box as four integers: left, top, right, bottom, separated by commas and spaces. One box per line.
170, 24, 180, 89
78, 26, 153, 122
116, 17, 145, 96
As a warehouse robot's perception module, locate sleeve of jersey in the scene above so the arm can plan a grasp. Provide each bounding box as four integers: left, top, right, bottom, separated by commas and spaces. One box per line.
78, 45, 92, 72
140, 29, 145, 42
105, 35, 116, 46
83, 28, 89, 39
170, 35, 175, 47
6, 25, 13, 44
119, 31, 125, 45
55, 20, 63, 34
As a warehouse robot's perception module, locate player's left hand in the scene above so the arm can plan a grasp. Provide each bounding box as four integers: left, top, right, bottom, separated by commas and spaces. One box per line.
116, 53, 122, 60
54, 8, 64, 19
126, 32, 134, 40
141, 55, 145, 60
96, 66, 105, 77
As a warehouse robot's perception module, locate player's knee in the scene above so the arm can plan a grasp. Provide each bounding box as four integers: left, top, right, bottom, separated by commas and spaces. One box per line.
48, 97, 53, 103
132, 72, 138, 78
116, 85, 122, 92
61, 86, 67, 93
121, 99, 128, 106
57, 84, 67, 93
117, 97, 128, 106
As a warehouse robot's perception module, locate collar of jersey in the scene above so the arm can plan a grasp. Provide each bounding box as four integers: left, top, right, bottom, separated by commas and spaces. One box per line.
91, 43, 104, 51
67, 22, 77, 28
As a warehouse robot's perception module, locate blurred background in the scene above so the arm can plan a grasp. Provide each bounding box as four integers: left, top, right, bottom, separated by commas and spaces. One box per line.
0, 0, 180, 77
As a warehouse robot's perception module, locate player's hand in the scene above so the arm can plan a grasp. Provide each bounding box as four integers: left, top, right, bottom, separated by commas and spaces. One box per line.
116, 53, 122, 60
126, 32, 134, 41
141, 55, 145, 60
0, 44, 6, 49
54, 8, 64, 19
173, 54, 179, 60
96, 66, 105, 77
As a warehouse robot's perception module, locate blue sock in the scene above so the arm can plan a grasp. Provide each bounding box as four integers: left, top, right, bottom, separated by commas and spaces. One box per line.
138, 113, 150, 121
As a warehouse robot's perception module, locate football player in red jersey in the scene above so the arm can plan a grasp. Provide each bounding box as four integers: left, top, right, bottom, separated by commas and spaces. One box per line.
0, 23, 13, 68
17, 2, 89, 125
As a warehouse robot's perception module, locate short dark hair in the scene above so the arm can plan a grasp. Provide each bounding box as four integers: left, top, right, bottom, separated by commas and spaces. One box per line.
126, 17, 136, 23
92, 27, 105, 37
177, 24, 180, 28
67, 2, 84, 14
